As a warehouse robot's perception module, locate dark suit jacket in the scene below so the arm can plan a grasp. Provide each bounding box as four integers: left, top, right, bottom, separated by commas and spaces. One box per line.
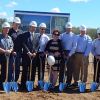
22, 31, 40, 54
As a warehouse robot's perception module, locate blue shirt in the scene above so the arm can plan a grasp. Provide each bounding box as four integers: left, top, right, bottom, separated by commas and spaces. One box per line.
0, 33, 13, 53
91, 38, 100, 55
59, 32, 77, 56
76, 34, 92, 56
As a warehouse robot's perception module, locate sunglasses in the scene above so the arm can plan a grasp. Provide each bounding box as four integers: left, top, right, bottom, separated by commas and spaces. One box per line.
41, 29, 46, 30
98, 33, 100, 35
53, 33, 60, 36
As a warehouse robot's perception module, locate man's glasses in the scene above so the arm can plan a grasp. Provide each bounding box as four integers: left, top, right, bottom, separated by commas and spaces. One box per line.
41, 29, 46, 30
98, 33, 100, 35
53, 33, 60, 36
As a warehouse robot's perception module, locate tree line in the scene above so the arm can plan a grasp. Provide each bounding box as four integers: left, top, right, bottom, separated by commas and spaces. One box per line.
72, 27, 98, 40
0, 18, 98, 40
0, 18, 12, 34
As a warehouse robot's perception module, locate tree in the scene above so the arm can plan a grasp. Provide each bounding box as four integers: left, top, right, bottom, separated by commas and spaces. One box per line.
0, 18, 7, 24
72, 27, 98, 40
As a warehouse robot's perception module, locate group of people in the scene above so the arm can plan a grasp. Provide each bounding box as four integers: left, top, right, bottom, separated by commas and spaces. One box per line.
0, 17, 100, 91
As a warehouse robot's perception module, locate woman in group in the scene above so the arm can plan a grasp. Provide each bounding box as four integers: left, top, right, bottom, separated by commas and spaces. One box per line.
91, 28, 100, 88
45, 29, 64, 89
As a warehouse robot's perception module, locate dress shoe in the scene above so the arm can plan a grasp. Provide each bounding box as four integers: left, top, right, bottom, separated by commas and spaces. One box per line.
71, 83, 78, 86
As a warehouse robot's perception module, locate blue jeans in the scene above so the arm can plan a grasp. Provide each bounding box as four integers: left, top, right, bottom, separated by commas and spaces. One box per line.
8, 52, 21, 82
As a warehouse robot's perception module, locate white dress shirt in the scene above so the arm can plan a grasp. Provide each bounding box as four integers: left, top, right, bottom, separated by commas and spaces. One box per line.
29, 31, 34, 36
37, 33, 50, 52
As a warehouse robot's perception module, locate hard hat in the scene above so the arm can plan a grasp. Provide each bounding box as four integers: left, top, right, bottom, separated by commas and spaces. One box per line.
97, 28, 100, 34
2, 22, 10, 28
47, 55, 55, 66
65, 22, 72, 28
29, 21, 37, 27
13, 17, 21, 23
39, 23, 46, 28
79, 25, 87, 31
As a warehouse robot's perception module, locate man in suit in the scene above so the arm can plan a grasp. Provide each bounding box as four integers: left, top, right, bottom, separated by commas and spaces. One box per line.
21, 21, 39, 89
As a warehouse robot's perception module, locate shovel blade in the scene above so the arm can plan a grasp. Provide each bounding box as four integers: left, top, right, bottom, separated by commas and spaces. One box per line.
95, 83, 99, 89
44, 82, 52, 91
59, 82, 68, 91
79, 82, 86, 92
3, 82, 11, 93
38, 80, 44, 89
91, 82, 96, 91
26, 81, 34, 91
91, 82, 99, 92
11, 82, 18, 92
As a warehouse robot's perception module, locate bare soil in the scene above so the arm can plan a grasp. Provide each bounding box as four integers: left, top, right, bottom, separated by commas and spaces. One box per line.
0, 63, 100, 100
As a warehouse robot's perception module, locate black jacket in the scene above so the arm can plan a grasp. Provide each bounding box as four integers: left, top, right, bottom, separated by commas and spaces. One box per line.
45, 39, 64, 55
8, 28, 23, 52
22, 31, 40, 54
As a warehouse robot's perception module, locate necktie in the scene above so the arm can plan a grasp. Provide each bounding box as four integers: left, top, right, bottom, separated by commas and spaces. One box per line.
30, 33, 34, 42
39, 35, 41, 40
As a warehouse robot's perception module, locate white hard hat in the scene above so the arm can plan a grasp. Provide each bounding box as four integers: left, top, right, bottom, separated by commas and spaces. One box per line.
65, 22, 72, 28
39, 23, 46, 28
97, 28, 100, 34
13, 17, 21, 23
79, 25, 87, 31
47, 55, 55, 66
29, 21, 37, 27
2, 22, 10, 28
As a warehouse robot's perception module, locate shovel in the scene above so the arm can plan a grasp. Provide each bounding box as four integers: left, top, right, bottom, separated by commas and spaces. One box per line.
59, 59, 68, 91
3, 55, 11, 93
79, 59, 86, 92
11, 55, 18, 92
91, 59, 100, 91
38, 56, 44, 89
44, 65, 52, 91
26, 57, 34, 91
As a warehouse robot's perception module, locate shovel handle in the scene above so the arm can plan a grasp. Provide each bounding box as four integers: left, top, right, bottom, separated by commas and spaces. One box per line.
29, 57, 33, 81
39, 57, 43, 74
48, 65, 52, 83
82, 59, 86, 83
63, 59, 68, 83
40, 57, 43, 80
29, 59, 32, 81
95, 59, 99, 83
5, 55, 10, 83
13, 55, 17, 81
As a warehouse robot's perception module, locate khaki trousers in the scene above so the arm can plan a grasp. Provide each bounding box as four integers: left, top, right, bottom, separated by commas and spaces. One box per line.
73, 53, 89, 83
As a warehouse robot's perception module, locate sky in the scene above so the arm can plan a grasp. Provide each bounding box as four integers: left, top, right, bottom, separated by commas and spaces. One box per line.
0, 0, 100, 28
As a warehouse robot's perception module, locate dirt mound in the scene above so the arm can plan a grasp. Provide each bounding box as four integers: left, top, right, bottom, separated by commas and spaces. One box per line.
0, 63, 100, 100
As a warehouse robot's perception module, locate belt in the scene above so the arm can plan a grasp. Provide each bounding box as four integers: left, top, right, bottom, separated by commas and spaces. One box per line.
64, 50, 70, 52
75, 52, 84, 54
